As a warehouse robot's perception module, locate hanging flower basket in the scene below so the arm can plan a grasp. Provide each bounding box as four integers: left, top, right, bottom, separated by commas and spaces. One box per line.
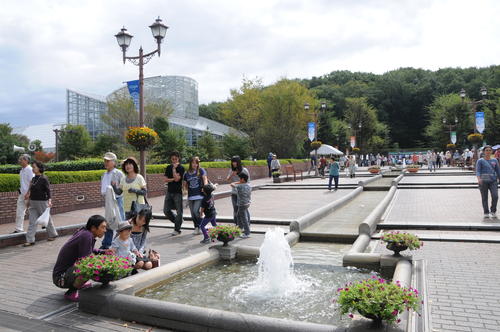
310, 140, 322, 150
467, 133, 483, 145
126, 127, 159, 150
352, 147, 361, 154
446, 143, 456, 150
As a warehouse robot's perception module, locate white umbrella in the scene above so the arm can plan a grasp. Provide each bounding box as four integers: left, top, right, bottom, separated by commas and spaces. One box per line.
310, 144, 344, 156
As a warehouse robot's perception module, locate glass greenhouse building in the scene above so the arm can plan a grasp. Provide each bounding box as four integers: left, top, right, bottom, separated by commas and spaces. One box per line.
67, 75, 241, 144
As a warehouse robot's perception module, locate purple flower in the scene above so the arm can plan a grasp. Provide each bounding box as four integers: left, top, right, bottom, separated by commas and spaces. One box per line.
392, 309, 398, 316
348, 314, 354, 318
396, 319, 401, 323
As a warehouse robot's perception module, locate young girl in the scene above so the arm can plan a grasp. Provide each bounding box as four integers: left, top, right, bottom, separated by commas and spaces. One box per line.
183, 156, 208, 235
199, 183, 217, 244
130, 209, 153, 270
111, 222, 145, 270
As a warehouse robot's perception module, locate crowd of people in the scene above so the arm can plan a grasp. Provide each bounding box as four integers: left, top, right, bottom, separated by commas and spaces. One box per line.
10, 145, 500, 302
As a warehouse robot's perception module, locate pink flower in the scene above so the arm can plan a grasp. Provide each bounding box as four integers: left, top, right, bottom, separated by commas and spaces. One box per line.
87, 263, 94, 268
97, 265, 102, 269
75, 269, 81, 273
94, 270, 100, 274
94, 276, 100, 281
396, 319, 401, 323
348, 314, 354, 318
392, 310, 398, 316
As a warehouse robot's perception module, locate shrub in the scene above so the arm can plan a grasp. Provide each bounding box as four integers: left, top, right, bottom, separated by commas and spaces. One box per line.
0, 174, 19, 192
337, 276, 421, 325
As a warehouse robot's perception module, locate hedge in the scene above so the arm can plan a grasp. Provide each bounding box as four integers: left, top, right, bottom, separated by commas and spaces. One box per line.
0, 158, 307, 174
0, 159, 307, 192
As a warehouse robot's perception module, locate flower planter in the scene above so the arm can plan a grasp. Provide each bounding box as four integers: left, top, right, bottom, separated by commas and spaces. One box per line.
368, 169, 380, 174
273, 177, 284, 183
407, 168, 418, 173
386, 242, 408, 256
217, 244, 237, 260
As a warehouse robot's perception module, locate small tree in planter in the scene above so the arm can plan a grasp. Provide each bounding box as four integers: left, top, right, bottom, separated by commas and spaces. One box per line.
337, 276, 421, 327
209, 224, 242, 247
74, 254, 133, 286
380, 231, 423, 256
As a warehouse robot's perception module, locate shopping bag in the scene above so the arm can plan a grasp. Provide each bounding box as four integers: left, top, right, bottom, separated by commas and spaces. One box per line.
36, 208, 51, 227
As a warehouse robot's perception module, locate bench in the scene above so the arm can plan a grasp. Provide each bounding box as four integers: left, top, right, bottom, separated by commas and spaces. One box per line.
284, 165, 303, 181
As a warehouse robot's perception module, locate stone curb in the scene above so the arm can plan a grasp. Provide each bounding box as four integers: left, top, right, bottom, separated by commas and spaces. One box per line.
290, 186, 364, 233
0, 223, 84, 249
359, 186, 398, 235
357, 174, 382, 187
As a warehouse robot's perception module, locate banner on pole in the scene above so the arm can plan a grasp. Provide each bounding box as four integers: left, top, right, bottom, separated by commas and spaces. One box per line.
450, 131, 457, 144
126, 80, 140, 111
475, 112, 485, 134
307, 122, 315, 141
350, 136, 356, 148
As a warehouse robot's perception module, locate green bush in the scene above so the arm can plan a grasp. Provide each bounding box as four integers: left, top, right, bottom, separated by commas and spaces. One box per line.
45, 170, 105, 184
0, 174, 19, 192
0, 158, 104, 174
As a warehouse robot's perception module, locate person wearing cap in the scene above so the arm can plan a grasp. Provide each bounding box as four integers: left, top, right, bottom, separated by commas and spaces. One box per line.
100, 152, 125, 249
111, 221, 143, 269
113, 157, 147, 219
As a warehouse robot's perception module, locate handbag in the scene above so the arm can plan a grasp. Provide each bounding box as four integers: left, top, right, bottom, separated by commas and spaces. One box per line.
480, 159, 498, 183
127, 194, 152, 219
148, 249, 160, 268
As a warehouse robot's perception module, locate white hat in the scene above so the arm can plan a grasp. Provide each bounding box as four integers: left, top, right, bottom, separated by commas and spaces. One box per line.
103, 152, 118, 161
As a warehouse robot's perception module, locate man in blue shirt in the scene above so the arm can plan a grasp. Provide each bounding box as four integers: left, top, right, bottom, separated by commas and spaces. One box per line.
476, 145, 500, 219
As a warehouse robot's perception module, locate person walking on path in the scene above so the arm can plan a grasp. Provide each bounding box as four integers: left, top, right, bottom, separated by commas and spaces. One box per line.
100, 152, 125, 249
476, 145, 500, 219
53, 215, 111, 302
270, 154, 281, 175
114, 157, 147, 219
429, 151, 437, 172
267, 152, 273, 177
183, 156, 208, 235
347, 155, 356, 178
130, 208, 153, 270
199, 183, 217, 244
308, 155, 317, 175
23, 161, 58, 246
163, 151, 185, 236
13, 154, 34, 233
226, 156, 250, 225
328, 157, 340, 191
231, 172, 252, 238
319, 156, 327, 177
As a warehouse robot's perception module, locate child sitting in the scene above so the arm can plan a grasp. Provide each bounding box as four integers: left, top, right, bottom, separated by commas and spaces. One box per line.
111, 222, 145, 270
231, 172, 251, 238
199, 183, 217, 244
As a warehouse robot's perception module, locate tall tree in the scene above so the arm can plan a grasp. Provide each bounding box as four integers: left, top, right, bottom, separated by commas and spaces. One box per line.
197, 131, 220, 161
222, 133, 252, 159
151, 117, 186, 163
0, 124, 30, 164
58, 125, 93, 160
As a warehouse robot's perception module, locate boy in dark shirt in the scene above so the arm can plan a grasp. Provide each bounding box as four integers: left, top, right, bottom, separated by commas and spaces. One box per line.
199, 183, 217, 244
163, 151, 185, 235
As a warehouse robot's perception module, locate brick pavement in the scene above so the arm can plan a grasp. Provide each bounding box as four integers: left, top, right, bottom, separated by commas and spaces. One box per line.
375, 241, 500, 332
383, 189, 485, 225
399, 175, 478, 184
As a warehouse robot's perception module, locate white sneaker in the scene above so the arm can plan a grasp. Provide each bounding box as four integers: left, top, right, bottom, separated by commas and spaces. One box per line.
192, 227, 201, 235
240, 234, 250, 239
491, 213, 497, 219
170, 230, 180, 236
484, 213, 491, 219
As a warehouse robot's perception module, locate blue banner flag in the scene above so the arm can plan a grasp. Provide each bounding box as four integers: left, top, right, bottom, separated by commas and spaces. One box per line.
126, 80, 140, 110
307, 122, 315, 141
475, 112, 485, 134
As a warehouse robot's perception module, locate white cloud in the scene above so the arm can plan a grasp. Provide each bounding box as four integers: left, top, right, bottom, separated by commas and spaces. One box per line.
0, 0, 498, 126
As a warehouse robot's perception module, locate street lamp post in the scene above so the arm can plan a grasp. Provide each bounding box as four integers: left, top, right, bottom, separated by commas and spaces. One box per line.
460, 87, 487, 164
304, 102, 326, 177
115, 17, 169, 177
442, 117, 458, 140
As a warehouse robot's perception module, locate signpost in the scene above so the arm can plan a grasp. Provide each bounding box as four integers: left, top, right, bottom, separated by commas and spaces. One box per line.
451, 131, 457, 144
307, 122, 315, 142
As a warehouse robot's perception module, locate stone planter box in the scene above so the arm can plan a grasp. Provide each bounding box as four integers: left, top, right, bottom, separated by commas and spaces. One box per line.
273, 177, 284, 183
368, 169, 380, 174
406, 168, 419, 173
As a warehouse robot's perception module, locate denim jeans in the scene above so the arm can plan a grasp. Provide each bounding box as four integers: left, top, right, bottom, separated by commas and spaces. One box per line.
189, 199, 203, 228
231, 194, 238, 224
163, 192, 183, 232
200, 216, 217, 239
100, 228, 114, 249
237, 205, 251, 235
479, 180, 498, 214
328, 175, 339, 190
116, 196, 125, 221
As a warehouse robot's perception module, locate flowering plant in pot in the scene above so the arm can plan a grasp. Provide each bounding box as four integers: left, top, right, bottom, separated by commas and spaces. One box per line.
352, 147, 361, 154
208, 225, 242, 246
467, 133, 483, 145
74, 254, 133, 285
272, 171, 281, 178
446, 143, 456, 150
337, 276, 421, 327
405, 164, 419, 173
368, 165, 381, 174
126, 126, 159, 150
381, 231, 422, 256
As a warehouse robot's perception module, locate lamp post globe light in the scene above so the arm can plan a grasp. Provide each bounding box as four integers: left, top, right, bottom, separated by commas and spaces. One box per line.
114, 17, 168, 177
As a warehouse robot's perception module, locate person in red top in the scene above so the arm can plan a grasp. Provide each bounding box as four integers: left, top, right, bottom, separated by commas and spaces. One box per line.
319, 156, 327, 177
53, 215, 110, 301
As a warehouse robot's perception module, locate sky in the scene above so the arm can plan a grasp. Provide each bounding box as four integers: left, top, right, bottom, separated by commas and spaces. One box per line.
1, 0, 499, 127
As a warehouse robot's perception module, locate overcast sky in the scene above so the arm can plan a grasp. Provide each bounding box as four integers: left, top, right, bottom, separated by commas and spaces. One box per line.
1, 0, 499, 127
